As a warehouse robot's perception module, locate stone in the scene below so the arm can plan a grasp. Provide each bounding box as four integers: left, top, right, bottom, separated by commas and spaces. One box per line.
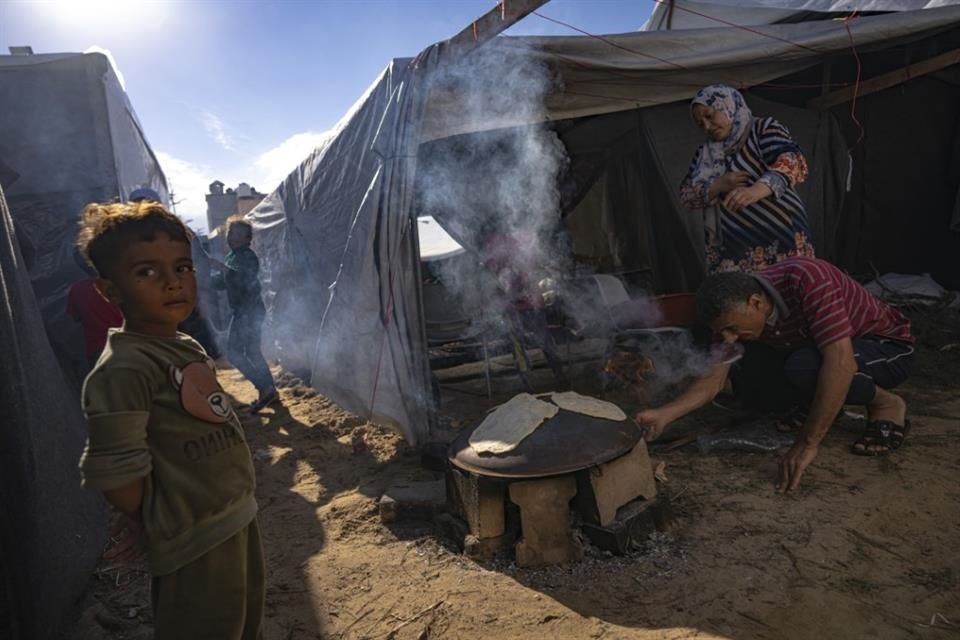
445, 468, 507, 539
575, 440, 657, 527
378, 479, 445, 524
509, 476, 583, 567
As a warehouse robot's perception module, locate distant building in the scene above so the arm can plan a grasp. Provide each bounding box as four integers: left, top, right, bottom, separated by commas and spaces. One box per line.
205, 180, 265, 234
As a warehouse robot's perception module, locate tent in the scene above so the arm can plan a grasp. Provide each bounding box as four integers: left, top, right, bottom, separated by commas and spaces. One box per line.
0, 51, 171, 382
0, 51, 169, 639
642, 0, 960, 31
248, 4, 960, 445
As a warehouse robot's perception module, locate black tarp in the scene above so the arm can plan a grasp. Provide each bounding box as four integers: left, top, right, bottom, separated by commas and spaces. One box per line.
0, 181, 108, 640
0, 51, 170, 638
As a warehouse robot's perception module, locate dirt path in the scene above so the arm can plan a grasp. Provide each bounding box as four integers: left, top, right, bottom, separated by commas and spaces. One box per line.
64, 315, 960, 640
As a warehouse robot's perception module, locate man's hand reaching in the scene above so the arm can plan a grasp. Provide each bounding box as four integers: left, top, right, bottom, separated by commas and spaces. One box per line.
778, 440, 819, 494
635, 408, 672, 442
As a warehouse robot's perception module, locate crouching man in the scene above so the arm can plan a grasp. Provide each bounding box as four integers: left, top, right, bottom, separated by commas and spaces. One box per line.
637, 257, 913, 493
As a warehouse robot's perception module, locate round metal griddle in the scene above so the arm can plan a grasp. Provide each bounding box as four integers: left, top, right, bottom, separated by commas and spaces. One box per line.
449, 409, 643, 479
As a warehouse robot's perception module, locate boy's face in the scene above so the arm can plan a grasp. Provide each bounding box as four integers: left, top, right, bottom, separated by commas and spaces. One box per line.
97, 233, 196, 337
227, 225, 251, 250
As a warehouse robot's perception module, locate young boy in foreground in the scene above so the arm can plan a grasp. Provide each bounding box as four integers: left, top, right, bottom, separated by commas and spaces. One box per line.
77, 201, 264, 639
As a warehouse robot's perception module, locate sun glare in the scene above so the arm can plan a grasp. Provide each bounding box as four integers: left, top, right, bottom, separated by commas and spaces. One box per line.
40, 0, 170, 29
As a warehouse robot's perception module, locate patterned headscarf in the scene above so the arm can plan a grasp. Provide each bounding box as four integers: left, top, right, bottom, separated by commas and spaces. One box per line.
688, 85, 754, 189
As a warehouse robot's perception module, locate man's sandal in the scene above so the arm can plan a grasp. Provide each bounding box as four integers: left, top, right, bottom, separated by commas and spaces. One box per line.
851, 419, 911, 456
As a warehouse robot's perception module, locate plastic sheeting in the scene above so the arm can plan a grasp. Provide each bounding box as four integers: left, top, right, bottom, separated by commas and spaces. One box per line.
0, 52, 169, 377
248, 7, 960, 446
422, 6, 960, 141
0, 182, 108, 640
642, 0, 960, 31
249, 58, 433, 444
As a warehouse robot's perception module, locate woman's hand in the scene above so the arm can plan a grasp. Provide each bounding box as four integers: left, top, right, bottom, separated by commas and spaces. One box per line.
708, 171, 750, 199
723, 183, 773, 211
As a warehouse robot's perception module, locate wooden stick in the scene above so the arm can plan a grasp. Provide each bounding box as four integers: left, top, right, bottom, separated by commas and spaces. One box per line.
441, 0, 551, 62
385, 600, 445, 640
808, 48, 960, 109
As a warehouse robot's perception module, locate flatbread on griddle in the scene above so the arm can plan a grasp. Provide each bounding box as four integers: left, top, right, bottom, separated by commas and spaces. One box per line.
469, 393, 559, 454
550, 391, 627, 422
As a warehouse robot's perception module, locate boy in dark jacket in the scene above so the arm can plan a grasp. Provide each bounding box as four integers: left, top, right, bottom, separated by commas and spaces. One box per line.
212, 217, 277, 412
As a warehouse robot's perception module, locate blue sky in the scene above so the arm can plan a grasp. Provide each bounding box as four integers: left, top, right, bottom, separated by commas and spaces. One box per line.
2, 0, 653, 229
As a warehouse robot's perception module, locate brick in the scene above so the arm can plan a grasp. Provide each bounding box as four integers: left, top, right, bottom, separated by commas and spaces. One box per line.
580, 496, 673, 555
378, 479, 445, 524
445, 468, 506, 539
575, 440, 657, 527
433, 513, 469, 547
509, 476, 583, 567
464, 534, 509, 562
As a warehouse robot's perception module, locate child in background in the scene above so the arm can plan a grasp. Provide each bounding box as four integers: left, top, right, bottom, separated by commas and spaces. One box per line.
66, 254, 124, 368
77, 200, 264, 639
211, 217, 278, 412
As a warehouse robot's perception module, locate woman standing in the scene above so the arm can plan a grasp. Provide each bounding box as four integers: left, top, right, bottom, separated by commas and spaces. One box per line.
680, 85, 815, 273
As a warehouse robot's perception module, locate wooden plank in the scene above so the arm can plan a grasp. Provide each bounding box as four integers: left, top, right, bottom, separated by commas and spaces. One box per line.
808, 48, 960, 110
440, 0, 552, 61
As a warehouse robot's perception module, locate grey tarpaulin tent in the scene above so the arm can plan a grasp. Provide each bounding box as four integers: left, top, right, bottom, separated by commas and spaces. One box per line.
0, 51, 170, 639
248, 5, 960, 445
642, 0, 960, 32
0, 180, 108, 639
0, 50, 170, 383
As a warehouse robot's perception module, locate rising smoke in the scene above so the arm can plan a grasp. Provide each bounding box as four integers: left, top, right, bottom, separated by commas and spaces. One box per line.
416, 42, 571, 330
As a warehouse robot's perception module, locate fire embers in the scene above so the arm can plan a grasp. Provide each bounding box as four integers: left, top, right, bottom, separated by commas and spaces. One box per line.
605, 351, 656, 386
604, 351, 657, 406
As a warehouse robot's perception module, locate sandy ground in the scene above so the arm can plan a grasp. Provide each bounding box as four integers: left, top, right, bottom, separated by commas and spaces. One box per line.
63, 309, 960, 639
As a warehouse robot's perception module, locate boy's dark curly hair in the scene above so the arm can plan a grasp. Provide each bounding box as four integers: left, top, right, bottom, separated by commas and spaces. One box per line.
77, 201, 191, 278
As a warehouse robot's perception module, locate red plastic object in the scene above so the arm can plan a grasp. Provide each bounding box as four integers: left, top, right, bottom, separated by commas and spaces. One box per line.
655, 293, 696, 327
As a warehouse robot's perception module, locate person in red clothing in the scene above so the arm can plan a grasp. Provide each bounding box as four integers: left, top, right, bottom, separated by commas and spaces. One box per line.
67, 274, 124, 366
636, 256, 913, 493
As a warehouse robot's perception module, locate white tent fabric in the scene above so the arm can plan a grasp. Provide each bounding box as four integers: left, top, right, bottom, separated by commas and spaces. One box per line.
418, 216, 465, 262
248, 7, 960, 445
642, 0, 960, 31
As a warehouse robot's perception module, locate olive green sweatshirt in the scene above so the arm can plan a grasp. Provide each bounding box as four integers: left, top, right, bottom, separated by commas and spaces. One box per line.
79, 329, 257, 576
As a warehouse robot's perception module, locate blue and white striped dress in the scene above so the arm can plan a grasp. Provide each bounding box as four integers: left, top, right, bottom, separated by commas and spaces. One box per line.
681, 116, 815, 273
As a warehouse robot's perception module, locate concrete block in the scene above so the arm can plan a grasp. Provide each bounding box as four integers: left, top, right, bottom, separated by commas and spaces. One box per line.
433, 512, 469, 548
581, 495, 673, 555
445, 468, 506, 539
509, 476, 583, 567
575, 440, 657, 527
379, 479, 445, 524
464, 534, 509, 562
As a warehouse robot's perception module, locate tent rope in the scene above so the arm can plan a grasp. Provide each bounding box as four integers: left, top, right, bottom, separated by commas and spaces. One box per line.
648, 0, 823, 53
843, 11, 866, 146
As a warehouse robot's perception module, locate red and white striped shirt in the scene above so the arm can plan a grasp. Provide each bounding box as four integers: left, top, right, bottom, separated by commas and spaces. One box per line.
753, 258, 912, 350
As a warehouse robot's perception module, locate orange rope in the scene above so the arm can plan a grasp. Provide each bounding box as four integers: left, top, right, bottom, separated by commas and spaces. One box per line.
843, 12, 865, 145
531, 10, 688, 70
649, 0, 822, 53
